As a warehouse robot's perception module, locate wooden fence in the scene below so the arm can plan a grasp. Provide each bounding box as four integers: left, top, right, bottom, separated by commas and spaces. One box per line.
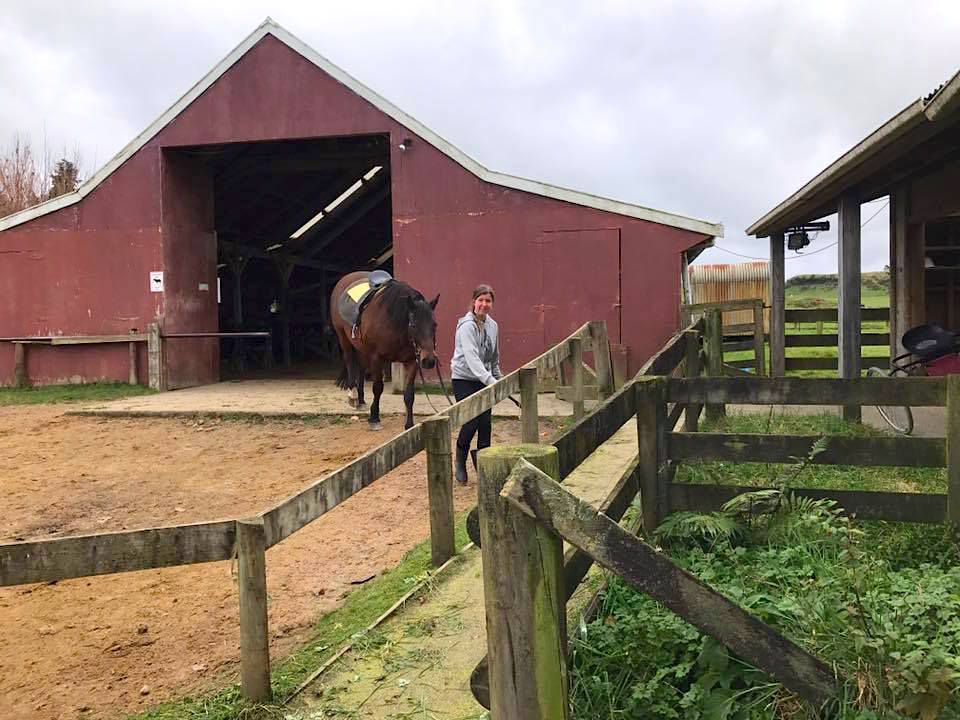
470, 336, 959, 716
0, 319, 614, 703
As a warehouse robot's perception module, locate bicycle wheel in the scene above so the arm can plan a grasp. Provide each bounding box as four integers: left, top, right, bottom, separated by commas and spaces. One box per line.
866, 366, 914, 435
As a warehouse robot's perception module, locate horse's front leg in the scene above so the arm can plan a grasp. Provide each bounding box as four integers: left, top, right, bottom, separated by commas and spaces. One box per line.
403, 360, 418, 430
368, 359, 384, 431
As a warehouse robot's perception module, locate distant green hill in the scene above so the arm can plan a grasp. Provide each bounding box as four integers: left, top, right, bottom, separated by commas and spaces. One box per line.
785, 272, 889, 308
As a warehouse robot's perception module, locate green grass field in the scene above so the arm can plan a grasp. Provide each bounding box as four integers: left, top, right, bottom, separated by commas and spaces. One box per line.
0, 381, 155, 406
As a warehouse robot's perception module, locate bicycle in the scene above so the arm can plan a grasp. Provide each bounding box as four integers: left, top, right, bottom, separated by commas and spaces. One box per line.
867, 323, 960, 435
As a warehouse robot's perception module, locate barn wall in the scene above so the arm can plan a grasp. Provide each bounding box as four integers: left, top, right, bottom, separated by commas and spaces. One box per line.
0, 32, 710, 385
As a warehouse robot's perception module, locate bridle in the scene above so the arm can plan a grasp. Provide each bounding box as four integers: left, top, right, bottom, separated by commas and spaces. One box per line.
409, 310, 455, 410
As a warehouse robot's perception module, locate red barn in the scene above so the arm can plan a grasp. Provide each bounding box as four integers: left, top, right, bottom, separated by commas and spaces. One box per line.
0, 19, 721, 389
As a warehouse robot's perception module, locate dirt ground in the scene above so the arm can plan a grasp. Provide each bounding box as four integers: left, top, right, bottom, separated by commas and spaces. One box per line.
0, 405, 546, 720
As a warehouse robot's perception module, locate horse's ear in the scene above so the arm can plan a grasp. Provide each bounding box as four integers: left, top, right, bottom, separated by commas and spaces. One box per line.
429, 294, 440, 311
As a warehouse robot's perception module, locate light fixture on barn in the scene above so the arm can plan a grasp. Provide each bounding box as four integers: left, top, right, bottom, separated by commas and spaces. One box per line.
398, 137, 413, 152
785, 221, 830, 253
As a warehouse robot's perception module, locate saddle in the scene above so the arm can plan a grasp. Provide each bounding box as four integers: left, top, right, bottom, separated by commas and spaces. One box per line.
337, 270, 394, 337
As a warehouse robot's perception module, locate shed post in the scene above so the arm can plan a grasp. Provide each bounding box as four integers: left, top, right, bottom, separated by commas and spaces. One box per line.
477, 444, 569, 720
769, 232, 786, 376
752, 299, 765, 376
838, 194, 862, 422
569, 337, 585, 421
705, 309, 725, 420
13, 342, 27, 388
423, 417, 456, 567
519, 367, 540, 443
237, 517, 272, 702
128, 341, 138, 385
147, 322, 166, 392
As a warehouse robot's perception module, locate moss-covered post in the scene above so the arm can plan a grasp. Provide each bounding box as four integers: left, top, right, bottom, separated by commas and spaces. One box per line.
948, 375, 960, 528
705, 308, 725, 419
477, 444, 569, 719
636, 376, 667, 532
519, 367, 539, 444
423, 417, 456, 566
569, 337, 585, 421
683, 329, 701, 432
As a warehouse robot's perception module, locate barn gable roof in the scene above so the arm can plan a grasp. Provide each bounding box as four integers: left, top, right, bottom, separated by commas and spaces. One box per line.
0, 19, 722, 238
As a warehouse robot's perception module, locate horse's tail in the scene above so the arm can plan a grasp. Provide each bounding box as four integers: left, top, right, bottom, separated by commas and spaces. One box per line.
335, 363, 350, 390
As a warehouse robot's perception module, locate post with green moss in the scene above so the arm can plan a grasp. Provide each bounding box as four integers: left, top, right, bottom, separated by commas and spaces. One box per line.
753, 299, 765, 376
569, 336, 585, 421
519, 367, 539, 444
636, 377, 667, 532
948, 376, 960, 527
237, 517, 272, 702
423, 417, 456, 567
477, 444, 569, 719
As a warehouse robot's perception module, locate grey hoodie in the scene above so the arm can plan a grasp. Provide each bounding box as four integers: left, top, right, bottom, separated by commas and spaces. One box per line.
451, 311, 502, 386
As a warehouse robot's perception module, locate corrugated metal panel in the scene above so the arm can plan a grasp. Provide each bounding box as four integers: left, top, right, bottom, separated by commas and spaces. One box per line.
690, 262, 770, 329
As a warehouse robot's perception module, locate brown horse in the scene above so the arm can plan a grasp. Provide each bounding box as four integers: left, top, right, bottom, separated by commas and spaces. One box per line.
330, 271, 439, 430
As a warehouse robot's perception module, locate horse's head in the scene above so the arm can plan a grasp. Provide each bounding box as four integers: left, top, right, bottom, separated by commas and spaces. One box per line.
408, 294, 440, 369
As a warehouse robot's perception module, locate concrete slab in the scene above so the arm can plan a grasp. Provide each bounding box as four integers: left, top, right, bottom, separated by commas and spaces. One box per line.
71, 378, 597, 419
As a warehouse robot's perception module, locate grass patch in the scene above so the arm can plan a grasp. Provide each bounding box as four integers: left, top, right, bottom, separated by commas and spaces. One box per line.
571, 412, 960, 719
0, 381, 155, 406
131, 515, 472, 720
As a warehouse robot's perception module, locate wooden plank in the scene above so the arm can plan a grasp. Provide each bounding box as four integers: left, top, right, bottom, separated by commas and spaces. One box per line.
237, 518, 272, 702
723, 363, 756, 377
562, 456, 639, 600
553, 378, 637, 480
684, 329, 701, 432
770, 233, 786, 376
705, 309, 725, 419
443, 371, 521, 427
519, 367, 540, 444
785, 333, 889, 347
569, 337, 585, 421
786, 356, 889, 371
891, 187, 909, 358
261, 425, 424, 548
423, 418, 456, 566
784, 307, 889, 323
723, 323, 756, 335
727, 357, 758, 370
669, 484, 946, 524
477, 446, 568, 719
838, 194, 862, 422
667, 377, 946, 407
0, 520, 236, 587
555, 385, 600, 401
502, 462, 838, 707
589, 321, 616, 400
683, 298, 761, 313
948, 375, 960, 526
722, 340, 755, 353
50, 334, 147, 345
667, 402, 685, 430
668, 432, 945, 468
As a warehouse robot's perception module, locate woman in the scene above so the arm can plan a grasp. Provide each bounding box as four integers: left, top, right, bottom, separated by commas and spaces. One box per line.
450, 284, 502, 484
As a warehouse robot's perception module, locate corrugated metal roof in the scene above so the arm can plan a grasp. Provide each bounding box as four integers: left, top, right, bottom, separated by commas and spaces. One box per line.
0, 19, 722, 238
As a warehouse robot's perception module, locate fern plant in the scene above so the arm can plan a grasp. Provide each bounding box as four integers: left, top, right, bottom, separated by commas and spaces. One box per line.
653, 511, 743, 549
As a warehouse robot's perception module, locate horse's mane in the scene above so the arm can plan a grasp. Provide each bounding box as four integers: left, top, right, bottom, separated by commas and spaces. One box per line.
374, 280, 426, 330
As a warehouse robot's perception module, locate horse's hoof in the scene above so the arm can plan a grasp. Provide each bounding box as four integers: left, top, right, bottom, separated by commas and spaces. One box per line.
369, 422, 383, 432
347, 396, 358, 408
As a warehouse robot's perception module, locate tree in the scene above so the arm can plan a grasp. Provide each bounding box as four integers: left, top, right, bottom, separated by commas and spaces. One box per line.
48, 158, 81, 199
0, 134, 43, 218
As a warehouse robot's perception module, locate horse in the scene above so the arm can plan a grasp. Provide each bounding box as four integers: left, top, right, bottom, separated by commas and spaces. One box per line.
330, 271, 439, 431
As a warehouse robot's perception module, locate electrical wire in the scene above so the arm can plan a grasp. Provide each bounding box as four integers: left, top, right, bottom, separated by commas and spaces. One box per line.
710, 200, 890, 262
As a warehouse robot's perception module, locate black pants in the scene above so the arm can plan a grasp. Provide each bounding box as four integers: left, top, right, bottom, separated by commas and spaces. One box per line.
453, 379, 492, 453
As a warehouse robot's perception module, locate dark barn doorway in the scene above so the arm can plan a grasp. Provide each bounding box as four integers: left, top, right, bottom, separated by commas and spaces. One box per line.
182, 134, 392, 377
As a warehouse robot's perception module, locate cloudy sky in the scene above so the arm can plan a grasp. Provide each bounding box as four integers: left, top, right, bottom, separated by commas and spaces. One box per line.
3, 0, 959, 277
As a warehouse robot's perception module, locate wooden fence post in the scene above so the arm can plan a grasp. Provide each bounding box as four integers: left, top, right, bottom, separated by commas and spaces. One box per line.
519, 367, 539, 443
753, 300, 765, 377
591, 321, 616, 399
391, 361, 405, 394
705, 309, 725, 419
948, 376, 960, 528
128, 341, 138, 385
569, 337, 585, 421
423, 417, 456, 567
147, 323, 166, 391
237, 518, 271, 702
683, 330, 701, 432
13, 342, 27, 388
477, 444, 569, 720
636, 377, 667, 531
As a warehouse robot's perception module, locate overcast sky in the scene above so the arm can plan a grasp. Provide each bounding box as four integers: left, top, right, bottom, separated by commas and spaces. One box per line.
3, 0, 959, 278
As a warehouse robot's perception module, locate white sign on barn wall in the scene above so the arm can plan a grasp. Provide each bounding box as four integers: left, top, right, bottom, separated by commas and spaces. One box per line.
150, 271, 164, 292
